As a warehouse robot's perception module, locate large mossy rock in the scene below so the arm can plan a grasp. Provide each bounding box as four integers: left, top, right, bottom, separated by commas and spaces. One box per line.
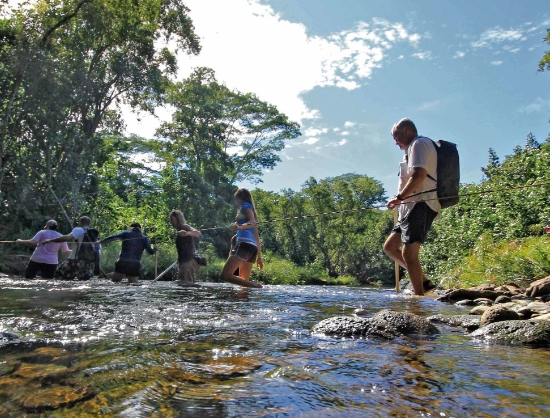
311, 310, 439, 339
470, 320, 550, 345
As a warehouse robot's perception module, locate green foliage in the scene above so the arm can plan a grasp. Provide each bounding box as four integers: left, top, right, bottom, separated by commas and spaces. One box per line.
443, 235, 550, 289
538, 28, 550, 72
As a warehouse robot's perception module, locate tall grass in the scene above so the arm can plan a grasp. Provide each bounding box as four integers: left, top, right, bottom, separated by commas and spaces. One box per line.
439, 234, 550, 289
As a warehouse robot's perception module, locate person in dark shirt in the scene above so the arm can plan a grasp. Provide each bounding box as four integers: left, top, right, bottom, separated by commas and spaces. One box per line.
169, 210, 202, 286
100, 222, 157, 283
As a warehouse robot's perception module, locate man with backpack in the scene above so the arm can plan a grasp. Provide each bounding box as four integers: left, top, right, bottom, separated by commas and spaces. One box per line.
384, 118, 459, 295
41, 216, 100, 280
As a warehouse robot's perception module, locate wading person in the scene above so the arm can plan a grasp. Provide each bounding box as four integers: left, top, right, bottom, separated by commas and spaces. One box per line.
169, 210, 203, 286
220, 188, 263, 288
384, 118, 440, 296
42, 216, 100, 280
100, 222, 157, 283
16, 220, 72, 279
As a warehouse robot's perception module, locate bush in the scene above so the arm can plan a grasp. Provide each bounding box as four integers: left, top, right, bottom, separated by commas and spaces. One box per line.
441, 234, 550, 289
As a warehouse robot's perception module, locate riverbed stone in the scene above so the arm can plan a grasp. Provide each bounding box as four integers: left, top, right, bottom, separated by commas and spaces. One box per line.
15, 385, 95, 411
494, 295, 512, 304
530, 313, 550, 322
495, 283, 524, 295
437, 288, 502, 302
479, 306, 520, 327
525, 276, 550, 298
470, 320, 550, 345
517, 302, 550, 319
427, 314, 480, 331
311, 310, 439, 339
470, 306, 489, 316
474, 298, 493, 306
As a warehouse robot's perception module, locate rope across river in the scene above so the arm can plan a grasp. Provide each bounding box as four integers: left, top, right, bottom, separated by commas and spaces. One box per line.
1, 180, 549, 244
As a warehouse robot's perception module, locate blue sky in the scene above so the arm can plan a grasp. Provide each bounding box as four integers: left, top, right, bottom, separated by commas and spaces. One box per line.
124, 0, 550, 197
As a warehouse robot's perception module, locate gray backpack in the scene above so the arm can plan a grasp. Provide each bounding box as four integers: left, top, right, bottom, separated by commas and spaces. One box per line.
427, 140, 460, 208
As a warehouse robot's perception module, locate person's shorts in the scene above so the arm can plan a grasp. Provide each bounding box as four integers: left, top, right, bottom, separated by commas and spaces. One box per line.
392, 202, 438, 245
114, 260, 141, 277
25, 260, 57, 279
230, 242, 258, 263
178, 258, 200, 284
54, 259, 93, 281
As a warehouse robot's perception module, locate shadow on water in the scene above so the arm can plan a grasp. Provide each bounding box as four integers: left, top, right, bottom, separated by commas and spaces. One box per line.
0, 277, 549, 417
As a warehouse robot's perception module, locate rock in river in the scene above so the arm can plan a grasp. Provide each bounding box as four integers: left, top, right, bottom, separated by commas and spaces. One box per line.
470, 320, 550, 345
479, 306, 520, 327
427, 314, 480, 331
311, 310, 439, 339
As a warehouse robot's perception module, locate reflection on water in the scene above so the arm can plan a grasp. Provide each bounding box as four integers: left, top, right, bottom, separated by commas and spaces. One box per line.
0, 277, 549, 417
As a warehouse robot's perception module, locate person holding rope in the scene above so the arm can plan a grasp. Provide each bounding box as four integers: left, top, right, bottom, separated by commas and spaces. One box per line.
99, 222, 157, 283
16, 219, 72, 279
41, 216, 100, 281
384, 118, 439, 296
220, 188, 263, 288
169, 210, 204, 286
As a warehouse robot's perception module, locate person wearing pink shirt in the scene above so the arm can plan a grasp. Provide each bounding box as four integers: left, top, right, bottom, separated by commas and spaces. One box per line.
16, 220, 72, 279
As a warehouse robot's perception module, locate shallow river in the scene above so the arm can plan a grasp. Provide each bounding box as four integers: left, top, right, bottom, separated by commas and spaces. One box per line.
0, 278, 549, 417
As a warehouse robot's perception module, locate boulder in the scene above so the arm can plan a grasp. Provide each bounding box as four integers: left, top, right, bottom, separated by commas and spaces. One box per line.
479, 306, 520, 327
437, 288, 502, 302
494, 295, 512, 304
470, 306, 489, 316
427, 314, 480, 331
470, 320, 550, 345
311, 310, 439, 339
525, 276, 550, 298
474, 298, 493, 306
495, 283, 524, 295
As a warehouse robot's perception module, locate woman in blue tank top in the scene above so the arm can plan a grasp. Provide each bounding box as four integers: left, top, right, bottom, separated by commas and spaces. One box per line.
220, 188, 263, 288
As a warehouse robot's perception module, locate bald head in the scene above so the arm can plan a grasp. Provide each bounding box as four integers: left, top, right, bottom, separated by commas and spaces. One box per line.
391, 118, 418, 150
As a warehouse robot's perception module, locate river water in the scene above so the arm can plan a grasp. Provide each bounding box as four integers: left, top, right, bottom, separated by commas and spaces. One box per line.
0, 277, 549, 417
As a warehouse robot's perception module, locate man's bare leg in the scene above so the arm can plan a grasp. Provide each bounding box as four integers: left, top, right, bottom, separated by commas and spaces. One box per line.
402, 242, 424, 296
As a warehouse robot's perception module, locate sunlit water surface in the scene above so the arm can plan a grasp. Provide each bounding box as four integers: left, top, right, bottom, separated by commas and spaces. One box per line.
1, 278, 549, 417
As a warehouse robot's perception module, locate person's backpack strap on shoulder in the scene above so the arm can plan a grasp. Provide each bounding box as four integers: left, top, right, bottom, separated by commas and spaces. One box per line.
77, 228, 100, 263
430, 139, 460, 209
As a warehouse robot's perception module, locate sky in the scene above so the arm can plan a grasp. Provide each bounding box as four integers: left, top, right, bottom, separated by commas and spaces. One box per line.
119, 1, 549, 195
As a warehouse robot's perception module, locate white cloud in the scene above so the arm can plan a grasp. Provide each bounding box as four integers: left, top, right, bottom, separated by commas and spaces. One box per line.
304, 127, 328, 137
411, 51, 432, 60
124, 0, 424, 137
398, 54, 404, 59
302, 137, 320, 145
518, 97, 550, 114
333, 127, 341, 132
472, 27, 524, 48
502, 45, 521, 53
490, 60, 503, 66
417, 99, 441, 111
344, 121, 356, 127
340, 131, 350, 136
335, 139, 348, 146
453, 51, 466, 59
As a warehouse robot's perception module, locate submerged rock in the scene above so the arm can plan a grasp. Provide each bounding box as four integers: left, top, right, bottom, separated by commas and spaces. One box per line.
470, 320, 550, 345
15, 385, 95, 411
311, 310, 439, 339
427, 314, 480, 331
525, 276, 550, 298
479, 306, 520, 327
